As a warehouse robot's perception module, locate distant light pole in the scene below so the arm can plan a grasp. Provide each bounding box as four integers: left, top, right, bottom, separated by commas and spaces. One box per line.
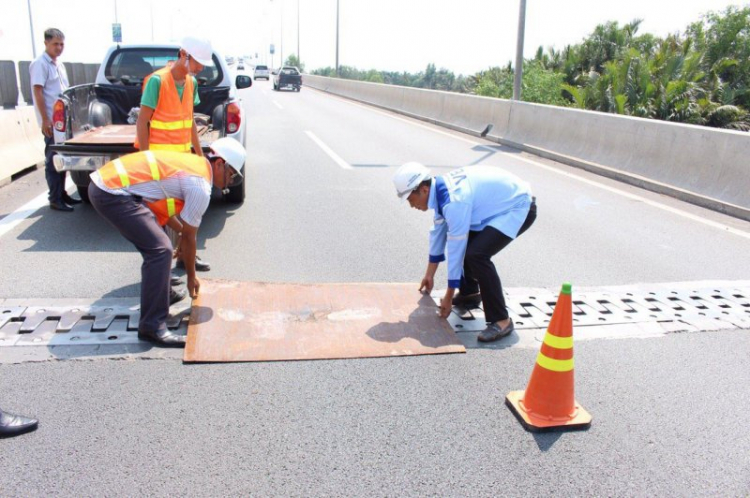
150, 0, 154, 42
26, 0, 36, 58
335, 0, 340, 76
513, 0, 526, 101
271, 0, 284, 66
280, 0, 284, 66
297, 0, 300, 66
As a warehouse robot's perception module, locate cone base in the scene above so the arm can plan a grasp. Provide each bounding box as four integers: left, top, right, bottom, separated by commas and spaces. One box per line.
505, 390, 592, 433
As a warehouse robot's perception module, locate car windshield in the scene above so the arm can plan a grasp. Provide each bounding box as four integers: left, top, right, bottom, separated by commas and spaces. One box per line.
105, 48, 223, 86
281, 68, 299, 75
256, 65, 268, 70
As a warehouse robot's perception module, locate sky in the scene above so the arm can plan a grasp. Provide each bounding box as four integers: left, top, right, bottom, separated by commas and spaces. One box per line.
0, 0, 744, 75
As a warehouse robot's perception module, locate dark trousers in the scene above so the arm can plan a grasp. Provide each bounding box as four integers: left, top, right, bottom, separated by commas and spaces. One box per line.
44, 135, 67, 203
88, 183, 172, 333
459, 200, 537, 323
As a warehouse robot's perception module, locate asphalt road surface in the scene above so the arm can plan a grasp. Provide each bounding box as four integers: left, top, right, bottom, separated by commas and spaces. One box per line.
1, 76, 749, 496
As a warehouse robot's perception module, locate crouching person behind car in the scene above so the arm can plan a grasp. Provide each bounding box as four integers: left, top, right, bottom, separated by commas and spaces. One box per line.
88, 138, 246, 347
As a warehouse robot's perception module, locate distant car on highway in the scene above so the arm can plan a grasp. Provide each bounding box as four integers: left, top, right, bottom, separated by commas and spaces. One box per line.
254, 65, 270, 80
273, 66, 302, 92
237, 61, 245, 70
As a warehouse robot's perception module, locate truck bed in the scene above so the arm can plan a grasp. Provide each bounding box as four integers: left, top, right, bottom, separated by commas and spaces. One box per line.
66, 124, 209, 145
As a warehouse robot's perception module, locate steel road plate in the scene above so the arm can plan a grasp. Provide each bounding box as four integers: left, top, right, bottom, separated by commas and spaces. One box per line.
184, 280, 466, 363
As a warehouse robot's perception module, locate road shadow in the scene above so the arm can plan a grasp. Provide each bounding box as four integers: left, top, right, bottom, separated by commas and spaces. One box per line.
533, 431, 565, 451
470, 144, 522, 166
365, 293, 464, 350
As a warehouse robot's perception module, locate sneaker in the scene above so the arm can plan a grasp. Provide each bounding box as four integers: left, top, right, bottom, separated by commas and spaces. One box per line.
451, 292, 481, 308
169, 288, 187, 305
477, 319, 514, 342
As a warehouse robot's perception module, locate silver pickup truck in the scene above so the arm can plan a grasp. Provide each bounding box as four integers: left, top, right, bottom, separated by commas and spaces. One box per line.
50, 43, 252, 203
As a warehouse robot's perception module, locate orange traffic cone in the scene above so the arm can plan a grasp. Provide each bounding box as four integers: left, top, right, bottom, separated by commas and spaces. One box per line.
506, 282, 592, 432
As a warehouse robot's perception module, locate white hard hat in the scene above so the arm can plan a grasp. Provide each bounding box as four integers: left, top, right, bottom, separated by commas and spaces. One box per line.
393, 162, 431, 201
209, 137, 246, 176
181, 36, 214, 66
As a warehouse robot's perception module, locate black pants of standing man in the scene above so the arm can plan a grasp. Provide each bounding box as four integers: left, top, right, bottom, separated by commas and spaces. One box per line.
44, 135, 67, 203
88, 183, 172, 334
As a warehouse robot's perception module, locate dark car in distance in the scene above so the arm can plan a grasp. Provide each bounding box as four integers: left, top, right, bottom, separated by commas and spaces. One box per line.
273, 66, 302, 92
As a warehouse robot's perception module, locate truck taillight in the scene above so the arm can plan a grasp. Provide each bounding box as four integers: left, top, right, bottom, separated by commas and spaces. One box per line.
225, 103, 241, 134
53, 99, 66, 132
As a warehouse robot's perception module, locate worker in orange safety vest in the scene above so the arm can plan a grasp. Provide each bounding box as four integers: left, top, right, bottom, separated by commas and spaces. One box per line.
88, 138, 246, 346
135, 36, 216, 276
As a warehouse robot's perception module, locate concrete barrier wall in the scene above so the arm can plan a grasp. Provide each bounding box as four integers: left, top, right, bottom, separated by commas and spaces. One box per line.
0, 60, 100, 184
0, 61, 19, 108
0, 107, 44, 185
304, 75, 750, 220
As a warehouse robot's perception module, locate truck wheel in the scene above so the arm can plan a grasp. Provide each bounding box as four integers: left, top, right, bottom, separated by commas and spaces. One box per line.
224, 175, 245, 204
71, 171, 92, 204
77, 186, 91, 204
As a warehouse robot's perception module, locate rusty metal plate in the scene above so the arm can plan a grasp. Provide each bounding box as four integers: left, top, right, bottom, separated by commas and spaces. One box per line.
185, 280, 466, 363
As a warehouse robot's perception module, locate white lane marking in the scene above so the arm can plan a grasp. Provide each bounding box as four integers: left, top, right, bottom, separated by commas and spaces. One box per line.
0, 191, 49, 239
272, 100, 283, 109
0, 178, 77, 240
305, 131, 352, 170
327, 92, 750, 240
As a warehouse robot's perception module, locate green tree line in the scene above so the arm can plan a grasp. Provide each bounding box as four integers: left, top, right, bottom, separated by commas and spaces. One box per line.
310, 5, 750, 130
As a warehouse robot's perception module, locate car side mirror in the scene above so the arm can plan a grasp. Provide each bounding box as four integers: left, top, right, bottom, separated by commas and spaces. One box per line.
236, 75, 252, 89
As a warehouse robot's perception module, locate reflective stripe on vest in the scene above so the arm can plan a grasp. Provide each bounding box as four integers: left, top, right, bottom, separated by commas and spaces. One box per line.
151, 143, 192, 152
113, 158, 130, 187
145, 151, 160, 181
151, 119, 194, 130
166, 198, 176, 218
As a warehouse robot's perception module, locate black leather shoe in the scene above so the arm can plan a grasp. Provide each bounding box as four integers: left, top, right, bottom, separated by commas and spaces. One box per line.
0, 408, 38, 438
175, 256, 211, 272
478, 319, 515, 342
49, 201, 73, 212
170, 274, 183, 287
170, 288, 187, 305
452, 292, 482, 308
137, 329, 186, 347
62, 194, 82, 205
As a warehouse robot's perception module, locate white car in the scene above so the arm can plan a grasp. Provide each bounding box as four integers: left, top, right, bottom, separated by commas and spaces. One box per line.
253, 65, 270, 80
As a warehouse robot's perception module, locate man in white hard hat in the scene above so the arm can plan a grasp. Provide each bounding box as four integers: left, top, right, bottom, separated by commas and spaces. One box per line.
136, 36, 215, 278
393, 162, 537, 342
88, 137, 246, 346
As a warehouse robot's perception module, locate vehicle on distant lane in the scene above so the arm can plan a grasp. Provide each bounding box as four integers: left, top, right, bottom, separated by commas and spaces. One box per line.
273, 66, 302, 92
253, 65, 270, 80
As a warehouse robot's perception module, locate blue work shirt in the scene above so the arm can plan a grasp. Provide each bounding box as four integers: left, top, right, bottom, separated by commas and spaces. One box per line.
428, 165, 533, 289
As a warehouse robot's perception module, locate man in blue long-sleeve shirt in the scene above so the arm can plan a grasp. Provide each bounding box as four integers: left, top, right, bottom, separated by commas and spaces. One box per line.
393, 162, 537, 342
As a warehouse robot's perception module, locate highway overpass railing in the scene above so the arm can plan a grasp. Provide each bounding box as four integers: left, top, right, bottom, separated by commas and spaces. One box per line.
304, 74, 750, 221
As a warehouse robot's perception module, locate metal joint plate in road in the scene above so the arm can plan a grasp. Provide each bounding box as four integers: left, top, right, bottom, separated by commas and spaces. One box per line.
1, 281, 749, 349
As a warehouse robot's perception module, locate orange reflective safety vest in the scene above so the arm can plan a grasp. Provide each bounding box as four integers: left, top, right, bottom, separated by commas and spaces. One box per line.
99, 150, 211, 226
134, 67, 194, 153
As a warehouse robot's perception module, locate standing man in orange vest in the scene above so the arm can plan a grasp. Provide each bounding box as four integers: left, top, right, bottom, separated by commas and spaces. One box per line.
88, 138, 246, 346
136, 36, 214, 278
